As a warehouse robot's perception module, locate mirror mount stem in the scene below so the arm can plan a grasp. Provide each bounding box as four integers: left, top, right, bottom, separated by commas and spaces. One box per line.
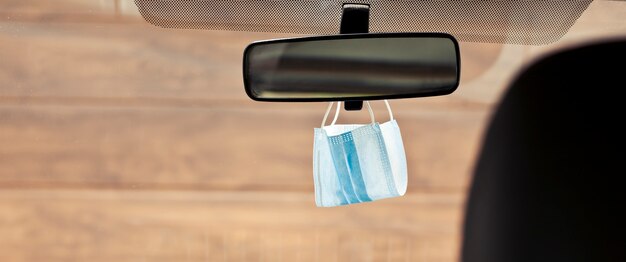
340, 3, 369, 111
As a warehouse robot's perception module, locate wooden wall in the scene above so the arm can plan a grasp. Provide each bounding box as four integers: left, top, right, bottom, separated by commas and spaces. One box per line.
0, 0, 524, 261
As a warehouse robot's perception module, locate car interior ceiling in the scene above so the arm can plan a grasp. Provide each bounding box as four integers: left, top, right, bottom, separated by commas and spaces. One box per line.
462, 39, 626, 262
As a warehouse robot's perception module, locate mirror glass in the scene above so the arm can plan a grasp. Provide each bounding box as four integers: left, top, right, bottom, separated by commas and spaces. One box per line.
244, 33, 460, 101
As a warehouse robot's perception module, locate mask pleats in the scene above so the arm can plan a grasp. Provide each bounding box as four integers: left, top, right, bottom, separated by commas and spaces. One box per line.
329, 133, 372, 204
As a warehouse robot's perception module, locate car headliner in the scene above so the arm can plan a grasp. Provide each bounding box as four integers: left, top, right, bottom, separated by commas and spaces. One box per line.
135, 0, 593, 45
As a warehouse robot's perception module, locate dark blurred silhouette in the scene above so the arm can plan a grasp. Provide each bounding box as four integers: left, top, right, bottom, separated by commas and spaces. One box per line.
462, 39, 626, 262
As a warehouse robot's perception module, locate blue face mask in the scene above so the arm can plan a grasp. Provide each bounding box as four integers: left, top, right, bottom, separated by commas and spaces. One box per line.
313, 101, 407, 207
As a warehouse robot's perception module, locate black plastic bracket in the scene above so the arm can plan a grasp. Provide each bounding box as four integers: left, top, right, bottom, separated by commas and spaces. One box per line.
340, 4, 369, 34
340, 3, 369, 111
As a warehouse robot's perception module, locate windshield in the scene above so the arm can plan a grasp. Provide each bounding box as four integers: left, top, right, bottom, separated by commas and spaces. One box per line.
1, 0, 625, 261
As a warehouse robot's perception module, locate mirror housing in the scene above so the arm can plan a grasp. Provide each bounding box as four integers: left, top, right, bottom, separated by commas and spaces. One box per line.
243, 33, 460, 102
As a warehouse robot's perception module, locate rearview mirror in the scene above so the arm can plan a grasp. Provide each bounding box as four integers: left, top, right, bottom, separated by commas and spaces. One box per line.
243, 33, 460, 101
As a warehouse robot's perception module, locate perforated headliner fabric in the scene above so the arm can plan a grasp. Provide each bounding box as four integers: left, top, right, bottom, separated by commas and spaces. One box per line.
134, 0, 593, 45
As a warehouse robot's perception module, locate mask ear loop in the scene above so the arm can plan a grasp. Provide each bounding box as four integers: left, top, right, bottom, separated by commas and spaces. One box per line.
384, 100, 394, 121
321, 102, 335, 128
321, 101, 344, 127
364, 101, 375, 125
322, 100, 387, 128
331, 101, 375, 125
321, 101, 376, 128
330, 101, 342, 125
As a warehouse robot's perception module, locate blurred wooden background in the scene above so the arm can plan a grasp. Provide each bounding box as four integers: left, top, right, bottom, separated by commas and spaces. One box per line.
1, 0, 624, 261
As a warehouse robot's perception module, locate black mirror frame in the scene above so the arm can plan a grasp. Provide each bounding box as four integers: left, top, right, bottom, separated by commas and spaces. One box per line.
242, 32, 461, 102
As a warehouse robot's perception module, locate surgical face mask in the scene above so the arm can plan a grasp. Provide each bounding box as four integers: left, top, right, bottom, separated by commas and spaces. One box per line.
313, 100, 407, 207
